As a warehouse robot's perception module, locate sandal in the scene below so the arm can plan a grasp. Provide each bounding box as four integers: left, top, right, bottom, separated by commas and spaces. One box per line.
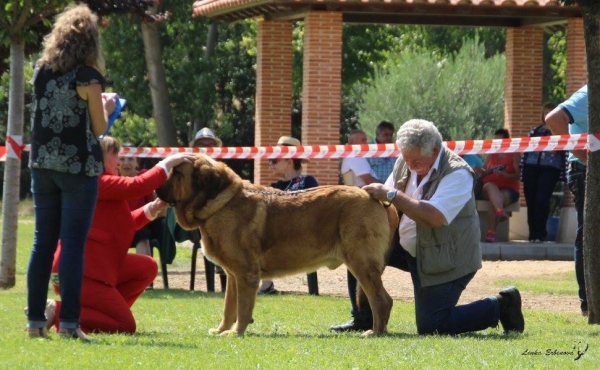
27, 327, 49, 339
58, 327, 91, 342
24, 299, 56, 337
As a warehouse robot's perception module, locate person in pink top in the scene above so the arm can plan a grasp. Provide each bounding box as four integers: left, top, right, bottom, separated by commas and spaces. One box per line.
478, 129, 522, 242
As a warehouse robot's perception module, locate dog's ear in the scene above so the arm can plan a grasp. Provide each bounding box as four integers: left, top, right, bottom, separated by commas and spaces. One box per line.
195, 159, 233, 203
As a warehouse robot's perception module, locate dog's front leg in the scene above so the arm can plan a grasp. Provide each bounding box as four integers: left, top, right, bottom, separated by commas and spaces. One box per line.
209, 271, 237, 335
230, 276, 259, 336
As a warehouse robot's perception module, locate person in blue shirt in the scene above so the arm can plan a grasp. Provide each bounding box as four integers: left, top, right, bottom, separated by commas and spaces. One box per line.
461, 154, 483, 170
367, 121, 397, 182
546, 85, 588, 317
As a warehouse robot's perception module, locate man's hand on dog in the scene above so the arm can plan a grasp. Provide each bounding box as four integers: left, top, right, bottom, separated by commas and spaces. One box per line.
363, 183, 394, 203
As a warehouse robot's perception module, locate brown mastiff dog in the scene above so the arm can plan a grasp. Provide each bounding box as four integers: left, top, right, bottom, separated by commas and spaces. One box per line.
156, 154, 399, 336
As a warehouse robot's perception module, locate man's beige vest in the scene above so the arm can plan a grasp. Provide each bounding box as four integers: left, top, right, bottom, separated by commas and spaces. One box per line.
392, 146, 482, 287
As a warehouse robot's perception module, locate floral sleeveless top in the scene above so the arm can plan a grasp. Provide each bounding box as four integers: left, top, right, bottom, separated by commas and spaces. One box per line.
29, 64, 104, 176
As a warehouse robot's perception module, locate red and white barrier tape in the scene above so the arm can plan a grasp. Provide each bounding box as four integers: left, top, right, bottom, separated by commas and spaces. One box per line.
117, 133, 594, 159
1, 134, 598, 161
6, 135, 25, 160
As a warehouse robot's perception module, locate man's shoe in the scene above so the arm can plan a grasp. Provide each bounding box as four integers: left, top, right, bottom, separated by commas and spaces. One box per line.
328, 319, 372, 332
258, 281, 278, 295
498, 287, 525, 334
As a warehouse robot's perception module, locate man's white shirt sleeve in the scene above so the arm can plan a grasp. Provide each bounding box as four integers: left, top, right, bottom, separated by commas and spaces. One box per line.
423, 169, 473, 225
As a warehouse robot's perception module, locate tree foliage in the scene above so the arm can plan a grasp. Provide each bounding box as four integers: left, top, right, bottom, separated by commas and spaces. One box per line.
358, 37, 505, 141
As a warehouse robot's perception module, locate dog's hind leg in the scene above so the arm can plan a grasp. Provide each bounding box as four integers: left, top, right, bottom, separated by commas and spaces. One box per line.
209, 271, 238, 335
348, 263, 392, 337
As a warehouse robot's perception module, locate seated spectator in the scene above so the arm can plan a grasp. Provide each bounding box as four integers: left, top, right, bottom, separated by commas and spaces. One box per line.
367, 120, 397, 181
189, 127, 227, 286
341, 129, 380, 186
478, 129, 522, 243
192, 127, 222, 148
461, 154, 483, 170
49, 137, 196, 336
260, 136, 319, 294
461, 154, 484, 198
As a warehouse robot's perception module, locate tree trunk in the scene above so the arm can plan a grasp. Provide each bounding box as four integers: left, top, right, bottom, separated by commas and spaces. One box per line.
191, 20, 219, 138
141, 19, 178, 147
0, 37, 25, 289
581, 4, 600, 324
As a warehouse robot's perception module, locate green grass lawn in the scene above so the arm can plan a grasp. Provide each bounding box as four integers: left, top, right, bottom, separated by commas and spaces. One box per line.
1, 216, 598, 369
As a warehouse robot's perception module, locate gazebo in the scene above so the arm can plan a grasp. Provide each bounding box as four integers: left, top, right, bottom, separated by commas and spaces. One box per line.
192, 0, 585, 193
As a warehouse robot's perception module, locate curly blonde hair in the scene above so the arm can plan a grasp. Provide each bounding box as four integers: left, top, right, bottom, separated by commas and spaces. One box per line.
37, 4, 105, 73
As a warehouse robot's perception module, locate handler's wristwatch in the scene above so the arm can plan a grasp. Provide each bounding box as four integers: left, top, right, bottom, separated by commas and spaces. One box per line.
386, 190, 397, 203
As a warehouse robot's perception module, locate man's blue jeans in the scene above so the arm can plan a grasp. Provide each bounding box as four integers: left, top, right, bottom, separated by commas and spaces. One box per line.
408, 257, 500, 335
567, 162, 587, 312
27, 169, 98, 330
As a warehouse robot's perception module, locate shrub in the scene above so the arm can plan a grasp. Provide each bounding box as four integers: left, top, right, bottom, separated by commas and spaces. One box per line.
358, 37, 505, 141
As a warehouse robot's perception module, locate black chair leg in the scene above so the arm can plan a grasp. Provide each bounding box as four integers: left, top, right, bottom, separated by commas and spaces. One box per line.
150, 239, 169, 289
161, 262, 169, 289
307, 272, 319, 295
219, 272, 227, 292
204, 257, 215, 293
190, 242, 199, 291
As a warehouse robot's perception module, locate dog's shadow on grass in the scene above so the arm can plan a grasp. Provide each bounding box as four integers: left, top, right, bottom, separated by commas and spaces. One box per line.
88, 330, 523, 350
141, 289, 225, 300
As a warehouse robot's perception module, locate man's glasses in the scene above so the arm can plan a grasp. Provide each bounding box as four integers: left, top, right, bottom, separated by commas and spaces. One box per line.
269, 159, 279, 165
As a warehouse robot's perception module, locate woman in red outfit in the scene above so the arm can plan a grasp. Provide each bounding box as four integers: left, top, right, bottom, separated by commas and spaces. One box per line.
478, 129, 522, 242
50, 137, 195, 335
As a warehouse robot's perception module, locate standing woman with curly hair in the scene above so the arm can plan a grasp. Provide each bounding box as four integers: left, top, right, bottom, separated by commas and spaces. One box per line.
25, 4, 115, 340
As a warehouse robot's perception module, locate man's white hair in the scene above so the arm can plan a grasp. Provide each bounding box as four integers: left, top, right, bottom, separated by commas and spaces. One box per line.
396, 119, 443, 156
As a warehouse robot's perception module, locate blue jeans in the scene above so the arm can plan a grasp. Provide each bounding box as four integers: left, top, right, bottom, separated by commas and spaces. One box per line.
27, 169, 98, 330
522, 166, 561, 241
567, 162, 587, 312
408, 258, 500, 335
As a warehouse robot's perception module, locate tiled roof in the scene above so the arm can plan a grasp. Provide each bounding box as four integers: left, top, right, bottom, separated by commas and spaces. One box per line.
192, 0, 580, 25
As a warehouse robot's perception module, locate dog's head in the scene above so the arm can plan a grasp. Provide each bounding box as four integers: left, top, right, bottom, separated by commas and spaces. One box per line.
156, 154, 241, 229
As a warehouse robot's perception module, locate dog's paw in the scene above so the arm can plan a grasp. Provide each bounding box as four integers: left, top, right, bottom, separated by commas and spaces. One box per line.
361, 329, 386, 337
208, 328, 223, 335
219, 329, 241, 337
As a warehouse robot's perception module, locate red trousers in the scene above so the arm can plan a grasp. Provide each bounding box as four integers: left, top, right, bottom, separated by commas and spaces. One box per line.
54, 254, 157, 334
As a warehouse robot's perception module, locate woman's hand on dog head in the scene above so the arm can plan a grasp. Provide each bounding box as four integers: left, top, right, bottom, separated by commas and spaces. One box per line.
159, 153, 198, 172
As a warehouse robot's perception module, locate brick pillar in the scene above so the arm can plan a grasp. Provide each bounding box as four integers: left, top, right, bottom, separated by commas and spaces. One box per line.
505, 27, 544, 207
505, 27, 544, 140
254, 20, 293, 185
566, 18, 587, 95
302, 12, 343, 185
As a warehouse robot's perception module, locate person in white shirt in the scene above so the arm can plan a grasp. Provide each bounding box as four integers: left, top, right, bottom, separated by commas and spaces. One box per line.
331, 119, 524, 335
341, 129, 379, 186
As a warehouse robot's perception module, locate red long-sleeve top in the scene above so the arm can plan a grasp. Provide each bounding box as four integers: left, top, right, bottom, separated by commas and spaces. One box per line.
52, 166, 167, 287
